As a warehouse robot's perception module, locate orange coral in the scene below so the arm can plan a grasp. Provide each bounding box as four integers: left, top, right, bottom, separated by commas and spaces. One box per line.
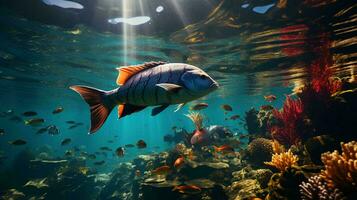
272, 140, 286, 154
265, 149, 299, 172
320, 141, 357, 193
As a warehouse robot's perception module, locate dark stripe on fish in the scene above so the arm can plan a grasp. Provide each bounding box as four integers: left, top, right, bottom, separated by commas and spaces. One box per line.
132, 72, 143, 104
155, 66, 162, 104
142, 69, 153, 104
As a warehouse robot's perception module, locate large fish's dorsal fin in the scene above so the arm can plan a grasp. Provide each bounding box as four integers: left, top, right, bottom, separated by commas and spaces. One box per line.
116, 61, 166, 85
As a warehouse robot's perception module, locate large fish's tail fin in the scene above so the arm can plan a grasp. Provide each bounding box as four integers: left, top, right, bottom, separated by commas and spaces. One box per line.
70, 85, 116, 134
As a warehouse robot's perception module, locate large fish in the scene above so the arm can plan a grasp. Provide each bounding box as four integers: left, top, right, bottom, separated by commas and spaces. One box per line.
70, 62, 219, 134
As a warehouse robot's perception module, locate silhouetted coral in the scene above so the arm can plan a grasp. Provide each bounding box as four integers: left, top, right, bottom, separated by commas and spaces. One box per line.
265, 149, 299, 172
320, 141, 357, 194
299, 175, 346, 200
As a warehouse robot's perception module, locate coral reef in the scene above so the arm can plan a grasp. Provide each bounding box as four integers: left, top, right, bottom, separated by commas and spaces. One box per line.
245, 138, 274, 167
299, 175, 346, 200
270, 96, 307, 147
266, 166, 307, 200
320, 141, 357, 195
265, 150, 299, 172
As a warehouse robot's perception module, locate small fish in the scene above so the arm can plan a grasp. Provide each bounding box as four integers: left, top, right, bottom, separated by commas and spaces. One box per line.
264, 95, 277, 102
100, 147, 112, 151
36, 126, 49, 134
0, 128, 5, 136
174, 156, 185, 169
61, 138, 71, 146
221, 104, 233, 111
80, 151, 88, 157
172, 185, 201, 194
24, 118, 45, 126
107, 140, 114, 143
151, 165, 171, 175
68, 125, 78, 129
47, 125, 60, 135
94, 160, 105, 165
10, 116, 23, 122
64, 150, 73, 156
260, 105, 274, 110
190, 103, 208, 110
135, 170, 141, 177
78, 167, 90, 175
66, 121, 76, 124
88, 154, 96, 159
125, 144, 135, 148
136, 140, 147, 149
22, 111, 37, 117
70, 62, 219, 134
115, 147, 125, 157
213, 145, 235, 154
52, 107, 64, 114
230, 115, 240, 120
8, 139, 27, 145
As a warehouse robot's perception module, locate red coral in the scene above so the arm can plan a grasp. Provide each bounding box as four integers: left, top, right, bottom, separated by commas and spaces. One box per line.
271, 96, 305, 146
310, 60, 342, 97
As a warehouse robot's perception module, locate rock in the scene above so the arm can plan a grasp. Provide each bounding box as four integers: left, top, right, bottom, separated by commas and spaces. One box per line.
226, 179, 265, 200
184, 178, 216, 189
0, 189, 26, 200
98, 163, 138, 200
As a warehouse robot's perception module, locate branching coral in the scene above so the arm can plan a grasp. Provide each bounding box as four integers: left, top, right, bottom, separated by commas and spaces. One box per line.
265, 149, 299, 172
299, 175, 346, 200
185, 112, 204, 130
272, 140, 286, 154
270, 96, 306, 146
320, 141, 357, 193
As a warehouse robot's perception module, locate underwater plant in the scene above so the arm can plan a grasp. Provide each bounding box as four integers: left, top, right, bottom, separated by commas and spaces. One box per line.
320, 141, 357, 194
270, 96, 306, 146
299, 175, 346, 200
265, 149, 299, 172
185, 111, 204, 130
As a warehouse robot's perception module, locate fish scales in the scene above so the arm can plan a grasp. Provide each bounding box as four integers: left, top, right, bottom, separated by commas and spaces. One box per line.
119, 64, 186, 105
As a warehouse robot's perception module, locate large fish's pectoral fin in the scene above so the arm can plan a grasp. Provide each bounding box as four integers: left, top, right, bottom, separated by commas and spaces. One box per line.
118, 104, 147, 118
116, 61, 166, 85
156, 83, 182, 93
174, 103, 186, 112
151, 105, 169, 116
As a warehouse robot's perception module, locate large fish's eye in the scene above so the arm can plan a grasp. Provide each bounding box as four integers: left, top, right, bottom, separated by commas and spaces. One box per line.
200, 75, 206, 79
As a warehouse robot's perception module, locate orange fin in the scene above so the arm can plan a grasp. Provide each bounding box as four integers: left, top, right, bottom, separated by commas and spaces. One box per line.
116, 61, 166, 85
118, 104, 146, 118
69, 85, 115, 134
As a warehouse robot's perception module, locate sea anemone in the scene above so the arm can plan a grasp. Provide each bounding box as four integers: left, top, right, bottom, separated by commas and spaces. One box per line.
185, 111, 204, 130
299, 175, 346, 200
270, 96, 306, 146
320, 141, 357, 194
265, 149, 299, 172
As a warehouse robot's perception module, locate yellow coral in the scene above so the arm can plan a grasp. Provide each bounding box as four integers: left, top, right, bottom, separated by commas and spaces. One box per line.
265, 149, 299, 171
320, 141, 357, 192
272, 140, 286, 154
185, 111, 204, 130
